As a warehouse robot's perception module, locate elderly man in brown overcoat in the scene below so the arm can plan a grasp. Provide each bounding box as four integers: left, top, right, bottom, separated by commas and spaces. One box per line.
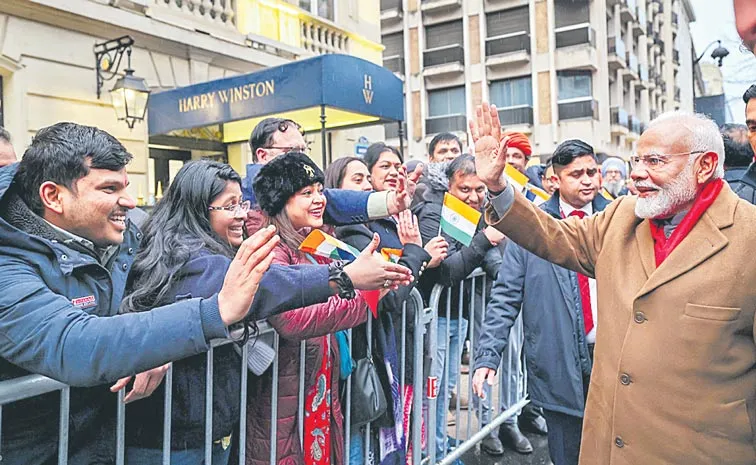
469, 103, 756, 465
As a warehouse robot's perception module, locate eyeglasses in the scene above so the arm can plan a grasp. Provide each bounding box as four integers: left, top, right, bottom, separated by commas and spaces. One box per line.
208, 200, 251, 216
629, 151, 705, 171
262, 144, 311, 154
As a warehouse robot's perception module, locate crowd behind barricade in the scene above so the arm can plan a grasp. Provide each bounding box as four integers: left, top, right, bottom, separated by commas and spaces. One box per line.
3, 81, 756, 465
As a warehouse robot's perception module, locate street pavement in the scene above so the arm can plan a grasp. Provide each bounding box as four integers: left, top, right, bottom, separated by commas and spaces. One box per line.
445, 368, 552, 465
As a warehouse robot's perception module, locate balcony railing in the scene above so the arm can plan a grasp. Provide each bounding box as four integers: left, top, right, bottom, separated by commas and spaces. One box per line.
384, 55, 405, 75
301, 16, 349, 55
629, 115, 641, 134
647, 21, 653, 36
672, 12, 679, 28
486, 31, 530, 57
639, 64, 648, 81
609, 36, 627, 59
627, 52, 639, 74
611, 107, 629, 128
497, 106, 534, 126
637, 3, 647, 25
675, 86, 681, 102
423, 44, 465, 68
555, 24, 596, 49
425, 114, 467, 134
558, 98, 599, 120
152, 0, 238, 31
673, 49, 680, 65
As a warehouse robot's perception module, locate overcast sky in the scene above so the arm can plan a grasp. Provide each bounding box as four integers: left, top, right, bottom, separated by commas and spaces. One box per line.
689, 0, 756, 122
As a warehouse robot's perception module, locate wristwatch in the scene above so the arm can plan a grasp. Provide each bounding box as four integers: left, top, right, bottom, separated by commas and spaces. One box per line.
328, 260, 356, 299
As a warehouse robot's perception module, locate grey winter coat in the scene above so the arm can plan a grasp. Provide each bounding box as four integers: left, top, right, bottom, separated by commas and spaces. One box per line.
474, 192, 610, 418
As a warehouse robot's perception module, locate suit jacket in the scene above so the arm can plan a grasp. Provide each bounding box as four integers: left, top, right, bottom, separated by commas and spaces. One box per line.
485, 182, 756, 465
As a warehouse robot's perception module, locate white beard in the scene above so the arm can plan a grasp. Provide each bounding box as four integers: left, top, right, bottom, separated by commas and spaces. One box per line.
634, 164, 698, 219
604, 180, 625, 197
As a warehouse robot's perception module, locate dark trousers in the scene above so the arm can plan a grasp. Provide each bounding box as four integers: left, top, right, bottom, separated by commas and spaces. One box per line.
541, 409, 584, 465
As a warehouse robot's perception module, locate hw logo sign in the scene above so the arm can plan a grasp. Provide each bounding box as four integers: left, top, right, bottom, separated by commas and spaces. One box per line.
362, 74, 373, 104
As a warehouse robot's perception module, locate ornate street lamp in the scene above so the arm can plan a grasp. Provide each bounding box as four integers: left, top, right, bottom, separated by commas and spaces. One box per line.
692, 40, 730, 99
94, 36, 151, 129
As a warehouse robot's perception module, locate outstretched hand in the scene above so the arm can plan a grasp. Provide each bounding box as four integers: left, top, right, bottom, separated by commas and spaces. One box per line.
345, 233, 413, 290
110, 363, 171, 404
469, 103, 511, 193
218, 225, 279, 326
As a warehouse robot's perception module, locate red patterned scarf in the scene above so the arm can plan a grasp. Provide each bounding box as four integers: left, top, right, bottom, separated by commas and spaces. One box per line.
648, 178, 724, 267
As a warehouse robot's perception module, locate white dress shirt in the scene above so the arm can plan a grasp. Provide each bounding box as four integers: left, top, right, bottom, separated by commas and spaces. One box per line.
559, 199, 598, 344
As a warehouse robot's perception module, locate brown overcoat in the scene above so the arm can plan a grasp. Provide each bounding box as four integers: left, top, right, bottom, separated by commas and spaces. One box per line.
486, 183, 756, 465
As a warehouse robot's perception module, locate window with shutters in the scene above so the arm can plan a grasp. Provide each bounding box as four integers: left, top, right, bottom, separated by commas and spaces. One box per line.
486, 6, 530, 37
428, 86, 465, 117
554, 0, 589, 28
425, 20, 463, 49
490, 77, 532, 108
557, 71, 593, 101
382, 33, 404, 58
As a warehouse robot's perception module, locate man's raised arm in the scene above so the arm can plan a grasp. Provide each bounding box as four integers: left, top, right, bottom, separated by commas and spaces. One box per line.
470, 102, 617, 278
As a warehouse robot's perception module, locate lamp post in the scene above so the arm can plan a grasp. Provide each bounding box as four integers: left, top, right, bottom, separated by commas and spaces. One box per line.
94, 36, 151, 129
692, 40, 729, 100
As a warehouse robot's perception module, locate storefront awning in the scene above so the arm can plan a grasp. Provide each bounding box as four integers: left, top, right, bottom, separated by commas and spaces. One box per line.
147, 54, 404, 143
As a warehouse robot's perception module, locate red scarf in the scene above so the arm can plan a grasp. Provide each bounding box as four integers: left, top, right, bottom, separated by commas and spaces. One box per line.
648, 178, 724, 267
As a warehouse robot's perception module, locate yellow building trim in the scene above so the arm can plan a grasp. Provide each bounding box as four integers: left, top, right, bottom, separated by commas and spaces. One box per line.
237, 0, 383, 63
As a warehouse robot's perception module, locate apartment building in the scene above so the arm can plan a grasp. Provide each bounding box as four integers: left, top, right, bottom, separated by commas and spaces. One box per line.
0, 0, 383, 199
380, 0, 698, 161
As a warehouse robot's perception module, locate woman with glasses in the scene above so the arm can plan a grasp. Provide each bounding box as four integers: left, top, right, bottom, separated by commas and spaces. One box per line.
245, 152, 388, 465
120, 159, 369, 464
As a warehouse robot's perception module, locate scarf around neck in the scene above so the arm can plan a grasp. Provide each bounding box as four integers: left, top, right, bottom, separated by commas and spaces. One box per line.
648, 178, 724, 267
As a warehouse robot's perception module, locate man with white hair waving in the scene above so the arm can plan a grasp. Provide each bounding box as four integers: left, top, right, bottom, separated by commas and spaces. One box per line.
470, 103, 756, 465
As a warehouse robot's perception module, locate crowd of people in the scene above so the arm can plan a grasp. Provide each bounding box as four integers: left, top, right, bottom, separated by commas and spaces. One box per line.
3, 19, 756, 463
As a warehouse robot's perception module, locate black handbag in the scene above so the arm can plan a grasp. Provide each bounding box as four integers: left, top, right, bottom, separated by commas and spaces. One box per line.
349, 355, 388, 428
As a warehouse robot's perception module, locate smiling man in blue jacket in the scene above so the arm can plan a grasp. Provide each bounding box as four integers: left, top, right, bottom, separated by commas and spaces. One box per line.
0, 122, 411, 464
242, 118, 416, 234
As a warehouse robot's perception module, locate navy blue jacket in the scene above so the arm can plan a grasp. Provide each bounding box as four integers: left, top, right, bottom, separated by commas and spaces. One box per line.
726, 164, 756, 204
244, 163, 374, 224
125, 249, 319, 449
474, 192, 610, 418
0, 163, 334, 464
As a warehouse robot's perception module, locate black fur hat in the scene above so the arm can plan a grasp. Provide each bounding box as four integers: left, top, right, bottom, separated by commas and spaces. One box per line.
254, 151, 325, 217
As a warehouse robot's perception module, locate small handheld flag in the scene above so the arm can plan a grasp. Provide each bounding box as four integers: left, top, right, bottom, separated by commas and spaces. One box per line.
299, 230, 361, 261
440, 193, 482, 247
505, 164, 550, 205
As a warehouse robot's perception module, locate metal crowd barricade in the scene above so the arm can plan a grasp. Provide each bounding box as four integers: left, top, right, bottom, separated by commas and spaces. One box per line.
0, 274, 524, 465
425, 268, 529, 465
0, 288, 428, 465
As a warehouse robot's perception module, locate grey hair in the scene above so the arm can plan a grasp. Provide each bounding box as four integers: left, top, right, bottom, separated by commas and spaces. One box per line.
647, 111, 725, 179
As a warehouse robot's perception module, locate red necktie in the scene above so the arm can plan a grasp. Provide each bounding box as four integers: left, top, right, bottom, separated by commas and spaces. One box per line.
569, 210, 594, 334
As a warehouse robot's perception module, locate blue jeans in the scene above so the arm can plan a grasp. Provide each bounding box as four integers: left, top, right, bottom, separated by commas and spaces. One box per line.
430, 317, 469, 458
125, 442, 232, 465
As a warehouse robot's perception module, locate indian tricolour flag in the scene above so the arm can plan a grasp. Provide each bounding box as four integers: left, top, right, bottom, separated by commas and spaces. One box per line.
299, 230, 360, 261
440, 192, 482, 247
505, 164, 550, 205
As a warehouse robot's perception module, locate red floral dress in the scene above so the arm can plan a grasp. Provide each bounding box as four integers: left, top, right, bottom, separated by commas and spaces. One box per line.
303, 335, 333, 465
